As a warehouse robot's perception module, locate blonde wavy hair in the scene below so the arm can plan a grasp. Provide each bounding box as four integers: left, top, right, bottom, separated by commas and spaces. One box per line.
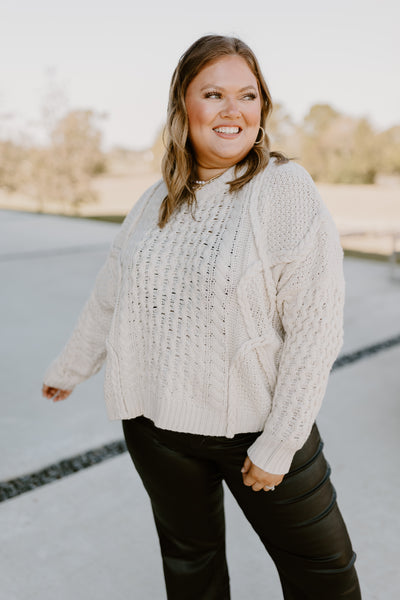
158, 34, 288, 228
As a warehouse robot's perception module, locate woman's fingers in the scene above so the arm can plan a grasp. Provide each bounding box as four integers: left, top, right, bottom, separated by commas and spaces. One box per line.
243, 476, 273, 492
241, 456, 251, 474
241, 456, 284, 492
42, 384, 72, 401
42, 384, 55, 398
251, 482, 265, 492
53, 390, 71, 401
248, 478, 274, 492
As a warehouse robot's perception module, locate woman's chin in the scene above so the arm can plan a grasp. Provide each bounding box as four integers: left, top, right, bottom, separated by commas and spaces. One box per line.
207, 148, 252, 166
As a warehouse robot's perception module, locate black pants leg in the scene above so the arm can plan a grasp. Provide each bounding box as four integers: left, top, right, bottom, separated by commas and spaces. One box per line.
216, 424, 361, 599
122, 416, 230, 600
122, 417, 361, 600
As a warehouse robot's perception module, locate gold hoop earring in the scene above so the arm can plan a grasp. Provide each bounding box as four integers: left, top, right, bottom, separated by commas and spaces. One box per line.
254, 127, 265, 145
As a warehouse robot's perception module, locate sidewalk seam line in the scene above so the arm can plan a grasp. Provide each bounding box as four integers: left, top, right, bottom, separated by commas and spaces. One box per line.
1, 332, 400, 503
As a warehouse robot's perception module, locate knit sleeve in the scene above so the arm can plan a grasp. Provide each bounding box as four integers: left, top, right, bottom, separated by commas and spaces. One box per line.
247, 168, 345, 474
43, 187, 154, 391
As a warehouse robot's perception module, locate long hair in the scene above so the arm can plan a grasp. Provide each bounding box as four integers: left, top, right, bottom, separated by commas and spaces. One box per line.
158, 34, 288, 228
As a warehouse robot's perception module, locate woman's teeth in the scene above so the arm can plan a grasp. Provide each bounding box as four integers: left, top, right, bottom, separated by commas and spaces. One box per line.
214, 127, 240, 134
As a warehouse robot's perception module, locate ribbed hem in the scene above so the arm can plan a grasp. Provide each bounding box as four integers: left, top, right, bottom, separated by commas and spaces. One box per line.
246, 430, 300, 475
108, 402, 229, 435
105, 396, 266, 439
153, 401, 229, 436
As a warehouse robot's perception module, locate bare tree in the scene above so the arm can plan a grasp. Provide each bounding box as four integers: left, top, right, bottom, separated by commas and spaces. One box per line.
30, 109, 106, 213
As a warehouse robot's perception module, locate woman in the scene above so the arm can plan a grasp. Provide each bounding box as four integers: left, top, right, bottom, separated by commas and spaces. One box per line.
42, 35, 361, 599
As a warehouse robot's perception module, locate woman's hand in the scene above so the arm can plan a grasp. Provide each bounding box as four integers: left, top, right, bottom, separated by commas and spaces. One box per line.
241, 456, 284, 492
42, 384, 72, 402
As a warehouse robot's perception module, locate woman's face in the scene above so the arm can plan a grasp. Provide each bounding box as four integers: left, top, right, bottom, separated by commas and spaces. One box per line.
185, 55, 262, 172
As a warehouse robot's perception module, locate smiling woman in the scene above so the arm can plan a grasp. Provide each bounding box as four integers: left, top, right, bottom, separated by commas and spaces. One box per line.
42, 34, 361, 599
158, 35, 288, 228
185, 55, 261, 176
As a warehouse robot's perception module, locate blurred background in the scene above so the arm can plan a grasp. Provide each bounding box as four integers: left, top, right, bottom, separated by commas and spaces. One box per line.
1, 2, 400, 599
0, 0, 399, 257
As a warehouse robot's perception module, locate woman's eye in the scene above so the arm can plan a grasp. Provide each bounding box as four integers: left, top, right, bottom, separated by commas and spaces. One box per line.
203, 91, 257, 100
204, 91, 222, 99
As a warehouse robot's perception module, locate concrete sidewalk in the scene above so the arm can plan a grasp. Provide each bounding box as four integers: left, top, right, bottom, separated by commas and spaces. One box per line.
1, 209, 400, 599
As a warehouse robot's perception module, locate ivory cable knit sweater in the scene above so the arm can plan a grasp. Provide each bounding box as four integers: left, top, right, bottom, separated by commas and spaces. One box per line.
44, 158, 345, 474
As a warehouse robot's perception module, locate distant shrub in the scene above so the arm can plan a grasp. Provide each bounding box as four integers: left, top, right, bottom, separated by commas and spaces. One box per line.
0, 108, 107, 213
265, 103, 400, 184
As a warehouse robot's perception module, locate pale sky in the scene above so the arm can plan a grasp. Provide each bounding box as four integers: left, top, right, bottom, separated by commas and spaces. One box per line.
0, 0, 399, 150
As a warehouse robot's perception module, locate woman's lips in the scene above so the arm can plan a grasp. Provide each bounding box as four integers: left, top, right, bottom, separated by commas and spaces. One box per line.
213, 126, 242, 139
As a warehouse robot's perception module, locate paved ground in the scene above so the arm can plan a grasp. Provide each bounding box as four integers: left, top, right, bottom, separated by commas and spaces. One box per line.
1, 209, 400, 599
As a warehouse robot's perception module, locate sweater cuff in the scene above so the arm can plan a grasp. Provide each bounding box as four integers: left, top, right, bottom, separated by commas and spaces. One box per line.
43, 359, 80, 391
247, 430, 299, 475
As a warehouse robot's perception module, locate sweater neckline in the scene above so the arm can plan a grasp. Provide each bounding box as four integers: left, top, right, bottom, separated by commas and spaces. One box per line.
194, 157, 278, 197
194, 164, 237, 197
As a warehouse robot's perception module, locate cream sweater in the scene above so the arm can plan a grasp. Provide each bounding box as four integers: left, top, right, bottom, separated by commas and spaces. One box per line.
44, 158, 345, 474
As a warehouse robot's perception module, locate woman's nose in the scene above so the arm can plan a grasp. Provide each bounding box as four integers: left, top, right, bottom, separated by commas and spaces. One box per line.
220, 97, 241, 119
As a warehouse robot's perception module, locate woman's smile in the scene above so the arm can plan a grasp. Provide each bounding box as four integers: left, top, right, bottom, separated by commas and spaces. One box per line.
213, 125, 242, 138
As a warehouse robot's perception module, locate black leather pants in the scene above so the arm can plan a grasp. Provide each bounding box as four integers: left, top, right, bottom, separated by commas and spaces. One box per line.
122, 417, 361, 600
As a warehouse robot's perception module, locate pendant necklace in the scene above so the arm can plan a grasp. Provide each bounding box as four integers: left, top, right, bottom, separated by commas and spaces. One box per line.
193, 169, 229, 189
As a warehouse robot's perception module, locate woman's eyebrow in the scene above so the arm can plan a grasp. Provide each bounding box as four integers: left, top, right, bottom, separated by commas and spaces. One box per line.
238, 85, 258, 92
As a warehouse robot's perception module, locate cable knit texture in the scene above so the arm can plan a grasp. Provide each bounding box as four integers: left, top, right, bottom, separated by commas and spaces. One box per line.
44, 158, 345, 474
